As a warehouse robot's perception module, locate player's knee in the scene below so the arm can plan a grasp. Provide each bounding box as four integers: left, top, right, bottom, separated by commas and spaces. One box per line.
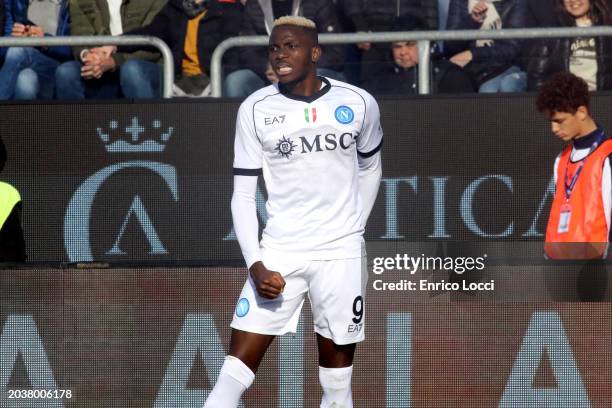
318, 337, 356, 367
203, 356, 255, 408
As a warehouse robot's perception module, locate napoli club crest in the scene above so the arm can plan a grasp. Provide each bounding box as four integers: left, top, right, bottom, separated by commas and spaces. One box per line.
335, 105, 354, 124
235, 298, 250, 317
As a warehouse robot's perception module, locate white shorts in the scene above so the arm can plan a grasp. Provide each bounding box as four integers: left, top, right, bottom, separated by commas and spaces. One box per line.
230, 249, 368, 345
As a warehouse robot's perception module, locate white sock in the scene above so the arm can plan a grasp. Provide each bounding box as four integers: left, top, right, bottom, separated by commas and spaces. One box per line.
203, 356, 255, 408
319, 365, 353, 408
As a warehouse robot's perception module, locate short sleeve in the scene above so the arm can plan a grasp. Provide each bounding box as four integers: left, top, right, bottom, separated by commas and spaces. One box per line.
357, 93, 383, 158
233, 101, 263, 175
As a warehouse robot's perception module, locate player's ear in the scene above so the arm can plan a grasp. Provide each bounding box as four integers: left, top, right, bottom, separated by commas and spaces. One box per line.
576, 105, 589, 120
311, 45, 321, 63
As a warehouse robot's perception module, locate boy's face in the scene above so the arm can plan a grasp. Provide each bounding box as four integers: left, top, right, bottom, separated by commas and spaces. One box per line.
549, 106, 588, 142
392, 41, 419, 69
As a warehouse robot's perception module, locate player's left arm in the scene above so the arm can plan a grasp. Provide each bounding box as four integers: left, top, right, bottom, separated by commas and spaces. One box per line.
358, 153, 382, 225
357, 93, 383, 225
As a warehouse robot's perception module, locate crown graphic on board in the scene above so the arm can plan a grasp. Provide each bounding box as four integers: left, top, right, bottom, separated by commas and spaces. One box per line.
96, 117, 174, 153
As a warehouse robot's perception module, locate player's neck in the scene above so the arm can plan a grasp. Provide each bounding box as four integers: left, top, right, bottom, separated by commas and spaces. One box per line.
282, 73, 322, 98
575, 118, 598, 140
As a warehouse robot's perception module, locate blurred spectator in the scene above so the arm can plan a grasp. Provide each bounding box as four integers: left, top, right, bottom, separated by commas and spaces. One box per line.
223, 0, 346, 98
97, 0, 242, 97
341, 0, 438, 34
333, 0, 360, 84
445, 0, 527, 93
0, 0, 71, 100
524, 0, 559, 27
339, 0, 439, 84
0, 2, 4, 64
333, 0, 354, 33
55, 0, 167, 100
524, 0, 612, 26
439, 0, 450, 30
0, 136, 26, 262
362, 16, 475, 95
519, 0, 559, 85
527, 0, 612, 91
438, 0, 450, 53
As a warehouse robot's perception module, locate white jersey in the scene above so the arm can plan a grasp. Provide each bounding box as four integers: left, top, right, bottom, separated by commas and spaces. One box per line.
233, 77, 383, 259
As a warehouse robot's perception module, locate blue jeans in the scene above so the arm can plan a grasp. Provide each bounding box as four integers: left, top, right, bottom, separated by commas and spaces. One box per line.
223, 69, 265, 98
223, 68, 347, 98
479, 65, 527, 93
120, 59, 161, 99
55, 59, 161, 99
0, 47, 59, 100
55, 60, 121, 100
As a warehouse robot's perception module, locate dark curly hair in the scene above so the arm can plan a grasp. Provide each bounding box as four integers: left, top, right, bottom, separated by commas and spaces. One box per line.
536, 72, 590, 115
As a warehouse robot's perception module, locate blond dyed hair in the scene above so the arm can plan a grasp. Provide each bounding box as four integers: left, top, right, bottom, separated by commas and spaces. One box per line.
273, 16, 317, 30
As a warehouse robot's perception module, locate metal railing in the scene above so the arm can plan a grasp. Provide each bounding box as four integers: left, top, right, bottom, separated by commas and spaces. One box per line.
0, 35, 174, 98
211, 26, 612, 97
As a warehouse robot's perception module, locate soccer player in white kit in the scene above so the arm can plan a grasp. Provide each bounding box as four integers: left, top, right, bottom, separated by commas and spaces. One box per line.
204, 15, 382, 408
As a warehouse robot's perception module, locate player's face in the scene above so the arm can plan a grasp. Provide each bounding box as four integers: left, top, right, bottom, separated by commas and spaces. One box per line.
392, 41, 419, 69
549, 108, 588, 142
563, 0, 590, 19
268, 26, 320, 84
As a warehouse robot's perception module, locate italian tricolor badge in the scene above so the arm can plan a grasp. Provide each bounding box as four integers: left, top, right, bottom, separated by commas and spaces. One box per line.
304, 107, 317, 123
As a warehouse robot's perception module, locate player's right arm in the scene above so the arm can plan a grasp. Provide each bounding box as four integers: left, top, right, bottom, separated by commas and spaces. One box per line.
231, 176, 285, 298
232, 101, 285, 298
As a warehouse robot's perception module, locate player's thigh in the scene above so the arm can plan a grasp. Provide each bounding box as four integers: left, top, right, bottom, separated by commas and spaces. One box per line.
308, 256, 368, 345
228, 329, 276, 372
231, 251, 309, 336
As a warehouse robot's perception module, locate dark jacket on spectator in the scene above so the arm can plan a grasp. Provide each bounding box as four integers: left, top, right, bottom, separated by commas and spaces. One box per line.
2, 0, 71, 60
446, 0, 525, 62
525, 0, 612, 27
445, 0, 526, 85
69, 0, 166, 65
528, 37, 612, 91
239, 0, 344, 78
123, 0, 241, 77
527, 5, 612, 91
363, 56, 475, 95
524, 0, 558, 28
340, 0, 438, 32
520, 0, 559, 74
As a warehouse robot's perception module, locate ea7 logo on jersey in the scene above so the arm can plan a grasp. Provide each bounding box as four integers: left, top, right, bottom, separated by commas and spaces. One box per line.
275, 136, 297, 159
299, 132, 357, 154
264, 115, 286, 126
348, 323, 363, 333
